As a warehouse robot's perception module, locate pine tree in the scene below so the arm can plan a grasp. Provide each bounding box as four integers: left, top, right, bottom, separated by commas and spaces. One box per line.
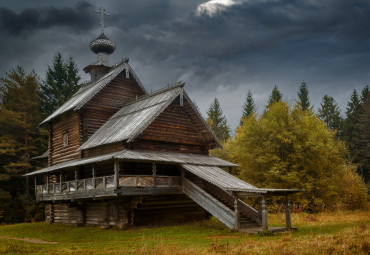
241, 90, 256, 124
0, 66, 45, 196
40, 53, 81, 118
360, 85, 369, 104
297, 80, 311, 111
206, 98, 230, 142
343, 89, 361, 162
267, 85, 282, 107
357, 91, 370, 183
318, 95, 343, 137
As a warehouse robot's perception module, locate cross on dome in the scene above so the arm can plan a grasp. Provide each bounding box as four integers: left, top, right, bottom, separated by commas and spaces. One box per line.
93, 7, 111, 34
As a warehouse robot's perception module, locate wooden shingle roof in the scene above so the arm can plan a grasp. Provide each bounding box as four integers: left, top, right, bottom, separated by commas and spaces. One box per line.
79, 82, 222, 150
40, 61, 146, 125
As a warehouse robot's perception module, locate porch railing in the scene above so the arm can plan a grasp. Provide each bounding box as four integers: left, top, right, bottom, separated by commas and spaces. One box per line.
36, 175, 181, 195
36, 175, 115, 195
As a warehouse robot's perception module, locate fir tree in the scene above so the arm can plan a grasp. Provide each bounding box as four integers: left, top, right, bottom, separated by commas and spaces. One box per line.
318, 95, 343, 137
357, 91, 370, 183
297, 80, 311, 111
206, 98, 230, 142
241, 90, 256, 124
360, 85, 369, 104
267, 85, 282, 107
0, 66, 45, 196
40, 53, 81, 118
343, 89, 361, 163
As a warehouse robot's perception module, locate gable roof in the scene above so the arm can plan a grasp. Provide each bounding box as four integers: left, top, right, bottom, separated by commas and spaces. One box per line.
79, 82, 222, 150
40, 60, 147, 125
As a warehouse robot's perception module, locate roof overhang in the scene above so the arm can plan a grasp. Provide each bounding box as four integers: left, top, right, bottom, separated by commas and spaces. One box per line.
25, 150, 237, 176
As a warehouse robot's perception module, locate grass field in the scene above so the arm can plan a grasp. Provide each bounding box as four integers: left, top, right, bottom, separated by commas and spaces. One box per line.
0, 209, 369, 254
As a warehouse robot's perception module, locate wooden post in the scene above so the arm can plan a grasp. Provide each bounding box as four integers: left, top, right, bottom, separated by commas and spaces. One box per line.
285, 195, 291, 230
234, 193, 240, 229
34, 177, 37, 194
152, 163, 157, 187
114, 160, 120, 188
261, 195, 268, 231
46, 174, 49, 193
75, 169, 78, 191
92, 165, 95, 189
228, 167, 232, 174
59, 172, 62, 193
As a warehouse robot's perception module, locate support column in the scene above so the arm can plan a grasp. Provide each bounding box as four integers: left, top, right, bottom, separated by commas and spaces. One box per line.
261, 195, 268, 231
59, 172, 62, 193
234, 193, 240, 229
46, 174, 49, 193
152, 163, 157, 186
285, 195, 291, 230
114, 160, 120, 188
34, 177, 37, 194
75, 169, 78, 191
92, 165, 95, 189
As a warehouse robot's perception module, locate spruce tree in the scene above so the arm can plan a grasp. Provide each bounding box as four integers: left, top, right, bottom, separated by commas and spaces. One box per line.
318, 95, 343, 137
360, 85, 369, 104
40, 53, 81, 118
268, 85, 282, 107
357, 91, 370, 183
241, 90, 256, 124
0, 66, 44, 195
343, 89, 361, 163
297, 80, 311, 111
206, 98, 230, 142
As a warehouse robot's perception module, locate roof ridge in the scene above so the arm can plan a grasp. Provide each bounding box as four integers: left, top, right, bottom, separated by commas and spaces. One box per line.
121, 81, 184, 108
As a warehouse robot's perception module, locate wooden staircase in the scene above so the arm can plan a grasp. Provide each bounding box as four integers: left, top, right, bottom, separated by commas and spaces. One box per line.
183, 173, 260, 230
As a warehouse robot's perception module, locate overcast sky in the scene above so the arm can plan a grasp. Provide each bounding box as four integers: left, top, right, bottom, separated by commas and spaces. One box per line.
1, 0, 369, 131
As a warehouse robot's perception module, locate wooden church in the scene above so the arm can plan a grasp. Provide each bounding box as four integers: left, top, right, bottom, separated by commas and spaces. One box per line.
27, 9, 299, 232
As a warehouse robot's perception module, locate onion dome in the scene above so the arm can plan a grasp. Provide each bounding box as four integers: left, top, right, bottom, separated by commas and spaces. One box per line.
89, 33, 116, 55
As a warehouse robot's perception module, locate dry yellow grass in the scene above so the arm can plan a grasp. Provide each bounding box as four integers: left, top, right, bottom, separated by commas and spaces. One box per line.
0, 209, 369, 254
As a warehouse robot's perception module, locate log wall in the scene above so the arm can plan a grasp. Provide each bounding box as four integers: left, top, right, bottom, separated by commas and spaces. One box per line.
44, 195, 209, 228
81, 72, 146, 142
133, 100, 209, 154
83, 142, 125, 158
49, 112, 81, 166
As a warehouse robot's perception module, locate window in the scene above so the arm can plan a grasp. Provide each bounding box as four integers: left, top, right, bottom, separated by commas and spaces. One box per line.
63, 132, 69, 146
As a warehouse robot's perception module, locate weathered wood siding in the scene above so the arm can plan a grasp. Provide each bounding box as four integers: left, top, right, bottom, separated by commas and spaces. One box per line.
81, 72, 146, 142
49, 112, 81, 166
83, 142, 125, 158
133, 100, 208, 154
133, 195, 209, 226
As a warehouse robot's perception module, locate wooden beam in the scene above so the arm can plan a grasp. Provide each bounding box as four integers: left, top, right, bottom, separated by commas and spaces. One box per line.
152, 163, 157, 187
59, 172, 62, 193
234, 193, 240, 229
261, 195, 268, 231
92, 165, 95, 189
114, 160, 120, 188
285, 195, 291, 230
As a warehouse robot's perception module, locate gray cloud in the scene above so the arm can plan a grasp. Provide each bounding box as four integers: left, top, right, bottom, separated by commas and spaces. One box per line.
0, 0, 369, 130
0, 1, 95, 36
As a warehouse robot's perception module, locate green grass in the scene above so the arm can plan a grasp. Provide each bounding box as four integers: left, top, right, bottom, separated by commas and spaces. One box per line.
0, 209, 369, 254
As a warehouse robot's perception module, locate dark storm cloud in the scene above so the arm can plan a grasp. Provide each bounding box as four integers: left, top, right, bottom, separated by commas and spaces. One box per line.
0, 0, 368, 129
0, 1, 95, 36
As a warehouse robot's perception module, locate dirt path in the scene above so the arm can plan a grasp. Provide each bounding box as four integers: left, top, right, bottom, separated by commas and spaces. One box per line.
0, 235, 58, 244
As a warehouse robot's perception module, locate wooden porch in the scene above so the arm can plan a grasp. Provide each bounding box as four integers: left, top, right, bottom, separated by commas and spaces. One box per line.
36, 174, 182, 201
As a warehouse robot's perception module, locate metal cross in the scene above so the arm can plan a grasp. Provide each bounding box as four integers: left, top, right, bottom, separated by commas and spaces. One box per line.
93, 7, 110, 33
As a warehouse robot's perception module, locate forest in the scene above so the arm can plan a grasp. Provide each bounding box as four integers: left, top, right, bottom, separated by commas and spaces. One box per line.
0, 53, 368, 224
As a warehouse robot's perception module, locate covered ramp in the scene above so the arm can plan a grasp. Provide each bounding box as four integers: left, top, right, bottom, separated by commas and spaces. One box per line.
181, 164, 301, 232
